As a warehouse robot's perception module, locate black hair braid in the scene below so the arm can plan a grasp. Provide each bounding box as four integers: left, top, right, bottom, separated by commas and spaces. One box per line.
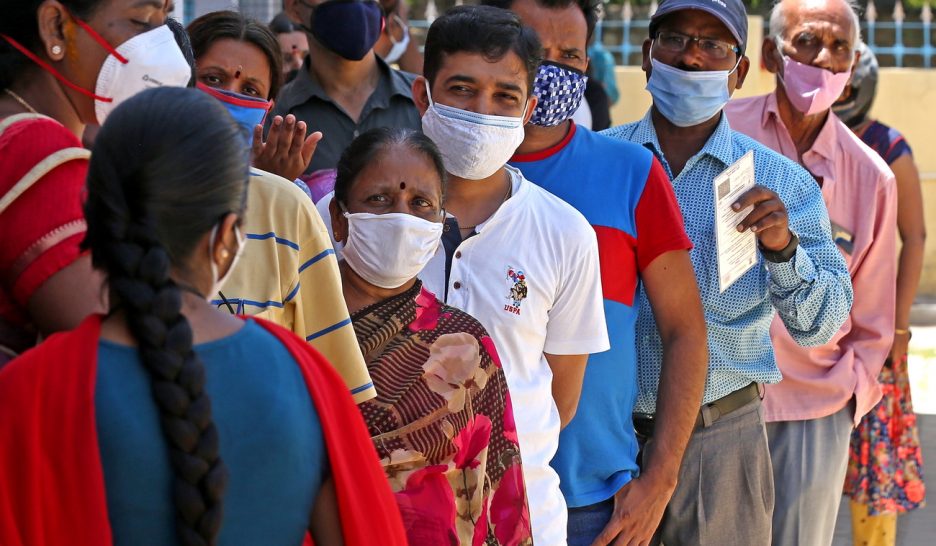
83, 87, 249, 546
92, 176, 228, 546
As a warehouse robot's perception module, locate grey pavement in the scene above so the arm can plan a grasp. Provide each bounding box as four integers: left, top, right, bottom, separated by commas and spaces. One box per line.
831, 306, 936, 546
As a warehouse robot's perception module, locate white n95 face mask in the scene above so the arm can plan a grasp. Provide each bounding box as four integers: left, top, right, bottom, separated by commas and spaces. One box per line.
95, 24, 192, 125
420, 81, 527, 180
342, 211, 443, 289
0, 19, 190, 126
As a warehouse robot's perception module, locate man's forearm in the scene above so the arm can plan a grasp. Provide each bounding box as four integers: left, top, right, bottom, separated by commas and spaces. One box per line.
644, 334, 708, 481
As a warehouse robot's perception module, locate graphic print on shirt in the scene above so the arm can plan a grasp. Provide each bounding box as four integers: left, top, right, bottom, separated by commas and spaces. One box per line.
505, 266, 528, 315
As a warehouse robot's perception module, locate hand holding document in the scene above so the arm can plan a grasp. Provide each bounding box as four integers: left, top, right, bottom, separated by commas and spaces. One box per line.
714, 151, 757, 292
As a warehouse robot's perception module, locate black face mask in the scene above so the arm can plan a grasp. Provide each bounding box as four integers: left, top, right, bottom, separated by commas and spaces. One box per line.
302, 0, 383, 61
284, 68, 300, 84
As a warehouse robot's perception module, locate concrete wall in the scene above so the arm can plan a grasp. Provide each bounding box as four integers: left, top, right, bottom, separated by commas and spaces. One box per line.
610, 16, 936, 295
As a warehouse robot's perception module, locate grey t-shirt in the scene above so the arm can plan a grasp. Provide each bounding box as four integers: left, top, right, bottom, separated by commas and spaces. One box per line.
270, 54, 421, 174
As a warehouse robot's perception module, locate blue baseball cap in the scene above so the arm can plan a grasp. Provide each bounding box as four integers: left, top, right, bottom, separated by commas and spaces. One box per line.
649, 0, 749, 54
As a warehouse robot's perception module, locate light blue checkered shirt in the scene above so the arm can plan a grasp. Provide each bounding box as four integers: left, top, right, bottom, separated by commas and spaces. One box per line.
602, 111, 853, 413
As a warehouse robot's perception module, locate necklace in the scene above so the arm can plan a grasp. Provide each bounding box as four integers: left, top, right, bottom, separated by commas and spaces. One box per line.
459, 172, 513, 232
4, 89, 38, 114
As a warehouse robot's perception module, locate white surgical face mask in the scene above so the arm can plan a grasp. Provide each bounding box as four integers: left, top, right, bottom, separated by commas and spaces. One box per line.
209, 224, 246, 300
384, 15, 410, 65
341, 210, 443, 289
95, 24, 192, 125
420, 81, 527, 180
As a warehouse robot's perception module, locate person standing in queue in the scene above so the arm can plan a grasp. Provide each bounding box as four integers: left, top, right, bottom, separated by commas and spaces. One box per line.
187, 11, 375, 404
316, 7, 608, 544
330, 127, 531, 544
726, 1, 897, 543
482, 0, 708, 544
0, 87, 406, 546
834, 42, 928, 546
603, 0, 853, 542
0, 0, 189, 365
413, 7, 608, 545
274, 0, 421, 174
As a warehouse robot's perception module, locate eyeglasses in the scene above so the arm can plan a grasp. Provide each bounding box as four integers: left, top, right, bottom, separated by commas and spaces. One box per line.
655, 30, 740, 61
775, 33, 854, 64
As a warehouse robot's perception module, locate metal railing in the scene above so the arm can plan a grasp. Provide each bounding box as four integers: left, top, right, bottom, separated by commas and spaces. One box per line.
410, 0, 936, 68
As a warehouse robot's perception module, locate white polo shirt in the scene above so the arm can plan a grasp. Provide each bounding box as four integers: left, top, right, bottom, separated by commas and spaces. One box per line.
316, 167, 609, 546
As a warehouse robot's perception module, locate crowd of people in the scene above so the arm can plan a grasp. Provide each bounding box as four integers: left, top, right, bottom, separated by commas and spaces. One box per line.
0, 0, 926, 545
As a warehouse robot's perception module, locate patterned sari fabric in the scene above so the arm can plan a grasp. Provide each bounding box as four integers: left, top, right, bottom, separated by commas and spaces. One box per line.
842, 120, 925, 516
353, 280, 532, 545
844, 356, 926, 514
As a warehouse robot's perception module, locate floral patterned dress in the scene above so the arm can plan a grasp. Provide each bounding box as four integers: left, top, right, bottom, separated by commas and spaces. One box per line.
842, 120, 926, 516
353, 280, 532, 545
844, 356, 926, 514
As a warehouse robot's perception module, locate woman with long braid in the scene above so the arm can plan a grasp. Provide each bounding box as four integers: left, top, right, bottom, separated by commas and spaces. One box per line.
0, 87, 406, 546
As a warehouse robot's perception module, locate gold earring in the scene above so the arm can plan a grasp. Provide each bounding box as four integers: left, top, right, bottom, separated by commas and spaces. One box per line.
220, 248, 230, 259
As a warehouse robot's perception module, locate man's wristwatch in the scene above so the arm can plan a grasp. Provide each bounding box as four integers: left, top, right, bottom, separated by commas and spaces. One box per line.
759, 232, 799, 263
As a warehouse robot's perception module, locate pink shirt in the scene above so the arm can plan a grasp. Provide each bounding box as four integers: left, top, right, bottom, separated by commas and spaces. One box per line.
725, 92, 897, 425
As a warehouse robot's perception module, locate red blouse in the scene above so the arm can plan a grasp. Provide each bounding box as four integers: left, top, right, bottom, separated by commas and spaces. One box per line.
0, 116, 89, 351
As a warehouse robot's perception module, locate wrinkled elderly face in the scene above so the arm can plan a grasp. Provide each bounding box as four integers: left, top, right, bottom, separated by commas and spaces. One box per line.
775, 0, 857, 74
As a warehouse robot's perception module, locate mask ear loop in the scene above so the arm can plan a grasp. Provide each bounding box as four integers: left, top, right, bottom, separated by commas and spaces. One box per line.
728, 51, 743, 76
1, 10, 129, 103
423, 78, 434, 108
1, 33, 115, 102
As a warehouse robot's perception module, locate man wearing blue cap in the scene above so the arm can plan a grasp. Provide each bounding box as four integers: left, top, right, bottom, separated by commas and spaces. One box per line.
602, 0, 853, 542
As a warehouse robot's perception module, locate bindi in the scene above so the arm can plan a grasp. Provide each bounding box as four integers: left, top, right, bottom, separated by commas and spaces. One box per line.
399, 181, 406, 189
234, 65, 243, 79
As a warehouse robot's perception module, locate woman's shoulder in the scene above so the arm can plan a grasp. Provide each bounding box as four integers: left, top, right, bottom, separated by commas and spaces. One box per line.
208, 319, 296, 359
0, 115, 81, 153
0, 115, 85, 191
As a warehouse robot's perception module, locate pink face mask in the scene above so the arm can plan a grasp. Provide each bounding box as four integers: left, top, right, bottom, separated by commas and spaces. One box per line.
778, 52, 852, 116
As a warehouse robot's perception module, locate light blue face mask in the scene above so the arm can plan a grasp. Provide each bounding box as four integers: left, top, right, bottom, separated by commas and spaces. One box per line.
645, 50, 741, 127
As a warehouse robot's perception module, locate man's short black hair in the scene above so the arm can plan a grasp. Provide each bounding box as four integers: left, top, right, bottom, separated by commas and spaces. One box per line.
482, 0, 602, 43
269, 11, 297, 34
424, 5, 543, 94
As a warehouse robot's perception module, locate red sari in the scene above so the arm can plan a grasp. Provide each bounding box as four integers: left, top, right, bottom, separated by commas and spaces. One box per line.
0, 314, 407, 546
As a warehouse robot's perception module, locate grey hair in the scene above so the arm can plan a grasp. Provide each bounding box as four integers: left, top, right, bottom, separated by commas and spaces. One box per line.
768, 0, 862, 47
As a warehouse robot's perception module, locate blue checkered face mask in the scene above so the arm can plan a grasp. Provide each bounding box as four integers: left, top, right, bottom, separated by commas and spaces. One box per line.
530, 61, 588, 127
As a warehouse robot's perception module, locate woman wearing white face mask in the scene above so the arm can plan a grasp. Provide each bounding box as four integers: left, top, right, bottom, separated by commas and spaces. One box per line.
0, 0, 191, 364
329, 127, 531, 545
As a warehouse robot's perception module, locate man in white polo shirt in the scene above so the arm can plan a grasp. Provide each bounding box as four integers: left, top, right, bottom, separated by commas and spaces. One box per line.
315, 8, 607, 543
413, 6, 608, 545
